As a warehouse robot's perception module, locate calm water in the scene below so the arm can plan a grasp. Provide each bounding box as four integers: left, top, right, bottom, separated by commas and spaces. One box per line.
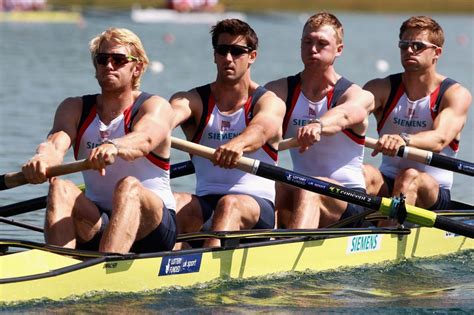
0, 10, 473, 312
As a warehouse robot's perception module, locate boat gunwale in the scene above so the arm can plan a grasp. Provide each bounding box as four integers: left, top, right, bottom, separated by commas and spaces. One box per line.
0, 226, 412, 284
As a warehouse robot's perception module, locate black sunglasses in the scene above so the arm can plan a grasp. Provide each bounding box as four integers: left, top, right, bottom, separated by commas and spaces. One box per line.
213, 44, 253, 57
95, 53, 139, 68
398, 40, 439, 53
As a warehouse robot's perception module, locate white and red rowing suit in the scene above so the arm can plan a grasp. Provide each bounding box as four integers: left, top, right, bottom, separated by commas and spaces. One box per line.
282, 73, 366, 189
73, 92, 176, 211
191, 84, 278, 202
377, 73, 458, 190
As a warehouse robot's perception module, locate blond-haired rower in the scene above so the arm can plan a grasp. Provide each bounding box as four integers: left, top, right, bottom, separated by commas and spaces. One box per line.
22, 28, 177, 254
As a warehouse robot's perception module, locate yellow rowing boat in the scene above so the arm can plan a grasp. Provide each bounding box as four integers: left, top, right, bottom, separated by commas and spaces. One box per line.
1, 222, 473, 304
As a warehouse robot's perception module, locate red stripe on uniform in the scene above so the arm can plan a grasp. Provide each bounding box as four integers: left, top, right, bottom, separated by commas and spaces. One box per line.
193, 96, 215, 145
146, 153, 170, 170
283, 82, 301, 135
429, 85, 441, 121
74, 106, 97, 159
449, 139, 459, 152
262, 144, 278, 162
377, 84, 405, 133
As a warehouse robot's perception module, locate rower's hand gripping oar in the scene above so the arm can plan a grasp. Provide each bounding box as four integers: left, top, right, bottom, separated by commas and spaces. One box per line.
279, 136, 474, 176
0, 160, 195, 218
0, 159, 92, 191
364, 137, 474, 177
171, 136, 474, 238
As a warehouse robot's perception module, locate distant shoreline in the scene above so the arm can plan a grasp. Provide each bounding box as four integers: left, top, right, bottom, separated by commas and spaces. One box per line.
48, 0, 473, 13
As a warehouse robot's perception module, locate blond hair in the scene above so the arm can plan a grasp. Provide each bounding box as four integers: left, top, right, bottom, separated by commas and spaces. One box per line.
304, 12, 344, 44
89, 27, 149, 90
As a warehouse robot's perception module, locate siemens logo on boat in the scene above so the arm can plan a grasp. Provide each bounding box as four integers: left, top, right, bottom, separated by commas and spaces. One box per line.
207, 132, 241, 140
393, 117, 427, 128
346, 234, 382, 254
159, 253, 202, 276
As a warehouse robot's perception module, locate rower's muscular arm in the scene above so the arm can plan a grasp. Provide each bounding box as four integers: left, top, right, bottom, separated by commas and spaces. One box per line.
408, 84, 472, 153
214, 91, 285, 168
238, 91, 285, 151
110, 96, 174, 161
22, 97, 80, 183
294, 85, 374, 153
318, 85, 374, 135
169, 90, 203, 140
363, 77, 391, 120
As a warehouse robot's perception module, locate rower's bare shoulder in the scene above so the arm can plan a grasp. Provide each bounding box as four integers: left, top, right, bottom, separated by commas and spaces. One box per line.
257, 89, 286, 114
55, 96, 83, 118
170, 88, 203, 129
363, 76, 391, 94
264, 77, 288, 101
441, 82, 472, 113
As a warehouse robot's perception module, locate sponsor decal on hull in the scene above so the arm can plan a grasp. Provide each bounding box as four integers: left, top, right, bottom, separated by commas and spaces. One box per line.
347, 234, 382, 254
159, 253, 203, 276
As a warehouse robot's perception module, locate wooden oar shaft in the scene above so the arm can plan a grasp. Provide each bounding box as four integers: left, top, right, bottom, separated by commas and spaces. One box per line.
0, 159, 91, 191
171, 137, 474, 238
171, 137, 259, 174
0, 161, 196, 218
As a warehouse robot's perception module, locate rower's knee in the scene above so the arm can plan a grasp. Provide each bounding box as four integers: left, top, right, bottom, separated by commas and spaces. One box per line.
396, 168, 420, 191
111, 177, 142, 221
47, 178, 76, 215
115, 176, 140, 200
216, 195, 239, 215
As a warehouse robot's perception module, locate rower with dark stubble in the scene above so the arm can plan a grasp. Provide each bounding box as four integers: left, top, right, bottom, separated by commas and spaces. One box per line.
265, 12, 374, 229
362, 16, 472, 221
21, 28, 177, 254
170, 18, 286, 248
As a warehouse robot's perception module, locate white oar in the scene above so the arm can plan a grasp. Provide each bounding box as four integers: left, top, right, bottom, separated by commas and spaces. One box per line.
171, 136, 474, 238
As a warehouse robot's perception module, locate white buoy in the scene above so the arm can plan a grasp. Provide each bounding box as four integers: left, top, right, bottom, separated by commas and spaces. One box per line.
375, 59, 389, 73
150, 61, 164, 74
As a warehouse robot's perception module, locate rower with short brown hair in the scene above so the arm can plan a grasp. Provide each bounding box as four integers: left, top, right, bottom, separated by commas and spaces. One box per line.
363, 16, 472, 212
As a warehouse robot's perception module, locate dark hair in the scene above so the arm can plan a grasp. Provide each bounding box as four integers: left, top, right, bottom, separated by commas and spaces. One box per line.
399, 16, 444, 47
211, 19, 258, 50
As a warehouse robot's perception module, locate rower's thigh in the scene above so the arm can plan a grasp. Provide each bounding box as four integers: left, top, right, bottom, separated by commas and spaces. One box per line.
217, 194, 261, 228
173, 192, 204, 234
49, 178, 101, 225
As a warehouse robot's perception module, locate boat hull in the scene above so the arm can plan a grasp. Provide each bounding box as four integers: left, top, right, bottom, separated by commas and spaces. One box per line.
1, 225, 473, 303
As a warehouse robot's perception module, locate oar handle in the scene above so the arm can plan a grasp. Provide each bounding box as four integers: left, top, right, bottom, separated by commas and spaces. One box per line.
0, 159, 91, 191
278, 137, 299, 151
365, 136, 429, 164
171, 137, 259, 174
366, 136, 474, 176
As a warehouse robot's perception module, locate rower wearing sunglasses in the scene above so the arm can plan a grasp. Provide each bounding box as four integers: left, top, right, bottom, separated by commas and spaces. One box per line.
363, 16, 472, 217
265, 12, 374, 229
21, 28, 177, 254
170, 19, 286, 248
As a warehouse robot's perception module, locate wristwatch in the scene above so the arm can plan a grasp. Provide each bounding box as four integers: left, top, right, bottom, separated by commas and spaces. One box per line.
399, 132, 410, 146
102, 138, 120, 150
309, 118, 323, 134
